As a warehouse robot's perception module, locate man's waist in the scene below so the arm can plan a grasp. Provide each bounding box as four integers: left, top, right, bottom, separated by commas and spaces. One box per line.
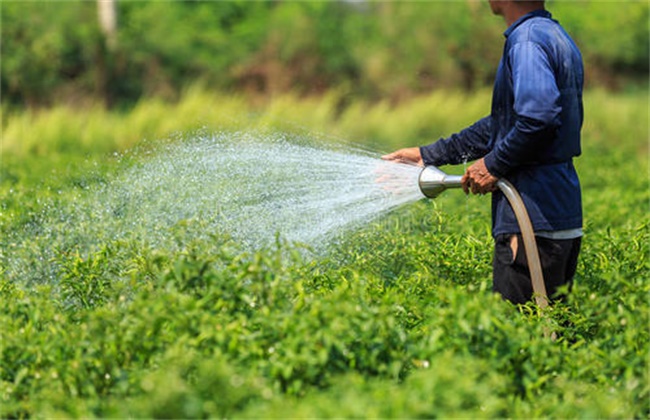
536, 228, 583, 239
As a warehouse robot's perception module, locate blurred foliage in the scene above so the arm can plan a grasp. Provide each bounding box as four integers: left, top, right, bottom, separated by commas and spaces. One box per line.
1, 0, 648, 108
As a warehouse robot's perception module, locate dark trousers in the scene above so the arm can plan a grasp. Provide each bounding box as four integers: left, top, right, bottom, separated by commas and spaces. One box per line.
493, 234, 582, 305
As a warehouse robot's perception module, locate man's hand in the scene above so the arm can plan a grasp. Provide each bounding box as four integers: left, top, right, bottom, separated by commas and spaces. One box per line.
461, 158, 499, 195
381, 147, 423, 166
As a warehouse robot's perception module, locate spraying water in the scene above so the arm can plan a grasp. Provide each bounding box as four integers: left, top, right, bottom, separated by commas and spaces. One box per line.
2, 129, 424, 284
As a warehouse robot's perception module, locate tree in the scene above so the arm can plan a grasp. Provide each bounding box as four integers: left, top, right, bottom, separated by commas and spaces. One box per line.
97, 0, 118, 51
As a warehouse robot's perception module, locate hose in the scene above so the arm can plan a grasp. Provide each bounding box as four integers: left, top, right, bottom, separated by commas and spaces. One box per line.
496, 179, 548, 309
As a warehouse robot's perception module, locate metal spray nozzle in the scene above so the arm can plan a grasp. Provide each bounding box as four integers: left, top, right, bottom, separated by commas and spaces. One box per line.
418, 166, 463, 199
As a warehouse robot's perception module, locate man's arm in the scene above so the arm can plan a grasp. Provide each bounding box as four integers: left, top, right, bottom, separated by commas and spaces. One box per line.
419, 116, 492, 167
382, 116, 496, 195
383, 116, 492, 166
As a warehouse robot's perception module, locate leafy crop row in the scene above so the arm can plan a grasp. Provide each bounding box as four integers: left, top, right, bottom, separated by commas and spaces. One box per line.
2, 215, 647, 417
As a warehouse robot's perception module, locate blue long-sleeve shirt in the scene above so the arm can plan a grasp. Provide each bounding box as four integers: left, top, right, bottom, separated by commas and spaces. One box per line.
420, 10, 583, 237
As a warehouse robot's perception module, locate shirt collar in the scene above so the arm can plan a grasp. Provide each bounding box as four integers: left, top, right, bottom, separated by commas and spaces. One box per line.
504, 9, 552, 38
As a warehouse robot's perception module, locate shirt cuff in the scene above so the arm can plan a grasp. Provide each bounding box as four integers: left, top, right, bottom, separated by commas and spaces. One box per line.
419, 143, 443, 167
483, 151, 508, 179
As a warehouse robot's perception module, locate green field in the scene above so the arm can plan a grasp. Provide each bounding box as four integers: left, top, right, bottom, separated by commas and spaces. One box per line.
1, 89, 648, 417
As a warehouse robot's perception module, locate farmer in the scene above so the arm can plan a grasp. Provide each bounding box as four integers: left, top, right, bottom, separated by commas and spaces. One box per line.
382, 0, 583, 305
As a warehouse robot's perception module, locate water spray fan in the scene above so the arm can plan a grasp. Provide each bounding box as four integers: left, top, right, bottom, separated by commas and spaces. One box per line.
418, 166, 549, 309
